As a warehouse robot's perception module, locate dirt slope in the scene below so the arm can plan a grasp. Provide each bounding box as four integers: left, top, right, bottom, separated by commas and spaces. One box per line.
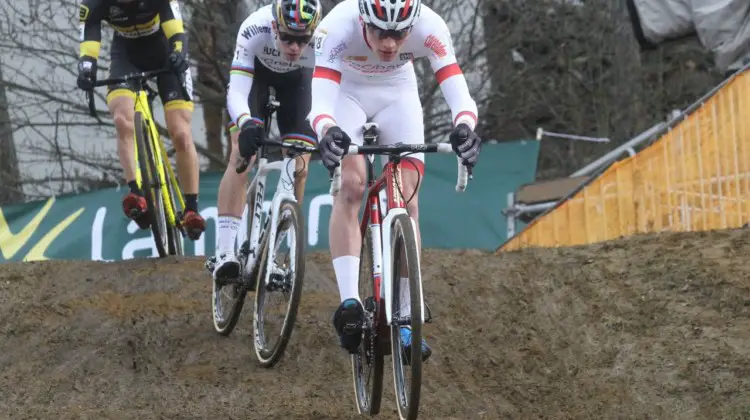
2, 229, 750, 419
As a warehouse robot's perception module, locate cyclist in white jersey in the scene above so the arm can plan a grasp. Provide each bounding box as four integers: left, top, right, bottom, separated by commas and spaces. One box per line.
209, 0, 321, 280
308, 0, 482, 361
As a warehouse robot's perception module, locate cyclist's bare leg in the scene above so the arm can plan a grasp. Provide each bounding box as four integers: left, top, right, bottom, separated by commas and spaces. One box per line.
164, 107, 199, 202
330, 154, 367, 302
220, 131, 252, 218
108, 92, 150, 227
165, 105, 205, 239
213, 130, 255, 271
108, 94, 137, 182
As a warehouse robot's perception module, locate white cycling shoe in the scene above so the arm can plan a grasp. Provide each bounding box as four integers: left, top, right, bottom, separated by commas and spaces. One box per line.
212, 252, 241, 280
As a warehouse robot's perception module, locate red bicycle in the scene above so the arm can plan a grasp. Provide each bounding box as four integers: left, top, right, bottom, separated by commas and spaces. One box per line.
329, 122, 471, 420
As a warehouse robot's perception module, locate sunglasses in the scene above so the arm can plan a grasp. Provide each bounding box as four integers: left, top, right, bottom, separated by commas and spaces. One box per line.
278, 31, 312, 46
366, 23, 410, 40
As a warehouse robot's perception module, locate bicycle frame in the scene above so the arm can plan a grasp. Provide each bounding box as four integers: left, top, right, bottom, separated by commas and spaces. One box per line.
243, 146, 299, 284
86, 69, 186, 230
361, 154, 424, 326
133, 86, 185, 228
330, 126, 470, 328
240, 96, 312, 287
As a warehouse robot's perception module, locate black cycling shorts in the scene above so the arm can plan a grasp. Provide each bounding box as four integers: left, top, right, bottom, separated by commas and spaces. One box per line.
228, 58, 317, 147
106, 34, 193, 112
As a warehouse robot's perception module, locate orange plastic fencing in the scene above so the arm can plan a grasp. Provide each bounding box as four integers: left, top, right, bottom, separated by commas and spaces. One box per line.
501, 69, 750, 251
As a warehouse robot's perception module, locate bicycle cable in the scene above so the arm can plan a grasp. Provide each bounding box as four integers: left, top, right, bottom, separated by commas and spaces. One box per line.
391, 151, 422, 207
280, 147, 308, 192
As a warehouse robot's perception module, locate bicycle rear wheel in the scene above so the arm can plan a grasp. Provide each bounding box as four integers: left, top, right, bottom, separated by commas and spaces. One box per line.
212, 181, 260, 336
351, 227, 384, 415
253, 199, 305, 368
134, 112, 168, 258
389, 213, 424, 420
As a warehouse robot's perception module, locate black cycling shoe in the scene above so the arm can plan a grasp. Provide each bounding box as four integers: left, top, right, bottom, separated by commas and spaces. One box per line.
332, 298, 364, 354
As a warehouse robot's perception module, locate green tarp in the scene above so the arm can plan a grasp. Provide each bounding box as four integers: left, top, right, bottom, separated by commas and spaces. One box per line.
0, 141, 539, 262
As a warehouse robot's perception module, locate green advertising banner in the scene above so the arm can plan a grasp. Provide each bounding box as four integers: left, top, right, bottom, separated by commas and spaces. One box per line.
0, 141, 539, 262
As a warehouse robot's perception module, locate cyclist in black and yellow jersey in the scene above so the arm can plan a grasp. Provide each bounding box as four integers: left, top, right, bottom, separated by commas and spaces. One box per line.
76, 0, 206, 240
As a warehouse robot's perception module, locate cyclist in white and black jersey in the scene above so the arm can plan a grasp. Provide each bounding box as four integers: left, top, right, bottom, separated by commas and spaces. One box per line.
308, 0, 482, 361
210, 0, 321, 281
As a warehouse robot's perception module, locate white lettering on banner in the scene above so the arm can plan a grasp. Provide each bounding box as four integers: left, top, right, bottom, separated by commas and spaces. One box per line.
308, 194, 332, 246
91, 207, 113, 261
87, 193, 338, 260
122, 220, 158, 259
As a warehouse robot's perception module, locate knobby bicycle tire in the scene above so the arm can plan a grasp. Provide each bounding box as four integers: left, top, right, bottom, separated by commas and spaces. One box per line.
134, 112, 168, 258
212, 182, 267, 336
253, 199, 306, 368
164, 172, 184, 256
211, 275, 248, 336
351, 227, 385, 415
390, 213, 424, 420
159, 141, 184, 256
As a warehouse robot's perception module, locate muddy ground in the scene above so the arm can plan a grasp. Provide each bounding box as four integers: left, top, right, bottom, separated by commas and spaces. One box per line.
2, 229, 750, 419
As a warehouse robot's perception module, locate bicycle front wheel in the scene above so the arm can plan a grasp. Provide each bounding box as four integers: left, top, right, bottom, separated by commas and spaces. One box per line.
253, 199, 305, 368
389, 213, 424, 420
134, 112, 168, 258
351, 226, 384, 415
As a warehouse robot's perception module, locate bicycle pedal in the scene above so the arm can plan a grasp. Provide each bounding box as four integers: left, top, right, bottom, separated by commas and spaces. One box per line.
363, 296, 376, 312
239, 240, 250, 256
205, 257, 216, 273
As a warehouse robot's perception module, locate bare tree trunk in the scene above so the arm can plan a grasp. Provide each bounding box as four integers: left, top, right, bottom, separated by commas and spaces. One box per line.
187, 0, 246, 172
0, 63, 22, 204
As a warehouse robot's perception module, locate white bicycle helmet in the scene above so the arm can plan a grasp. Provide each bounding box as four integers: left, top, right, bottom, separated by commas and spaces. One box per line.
358, 0, 422, 31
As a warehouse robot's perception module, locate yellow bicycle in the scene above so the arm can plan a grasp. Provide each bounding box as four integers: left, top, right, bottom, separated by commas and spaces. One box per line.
86, 68, 187, 257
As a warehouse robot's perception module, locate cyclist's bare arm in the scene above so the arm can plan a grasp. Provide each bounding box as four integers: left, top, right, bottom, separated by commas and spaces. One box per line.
414, 8, 479, 130
78, 0, 105, 60
226, 14, 265, 129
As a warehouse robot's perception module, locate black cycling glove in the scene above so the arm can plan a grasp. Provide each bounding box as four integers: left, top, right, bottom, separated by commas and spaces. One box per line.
319, 126, 351, 172
77, 57, 97, 91
449, 123, 481, 166
238, 118, 265, 159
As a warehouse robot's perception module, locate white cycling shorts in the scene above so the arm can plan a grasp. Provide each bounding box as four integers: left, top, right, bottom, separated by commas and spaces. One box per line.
333, 77, 425, 173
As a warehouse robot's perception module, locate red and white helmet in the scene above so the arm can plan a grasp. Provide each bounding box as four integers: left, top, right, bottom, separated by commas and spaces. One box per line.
358, 0, 422, 31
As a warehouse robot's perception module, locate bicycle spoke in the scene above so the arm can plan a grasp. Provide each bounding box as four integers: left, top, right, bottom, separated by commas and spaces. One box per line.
253, 200, 305, 368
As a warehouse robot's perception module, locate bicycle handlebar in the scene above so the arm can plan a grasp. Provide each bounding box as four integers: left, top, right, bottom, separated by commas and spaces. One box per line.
235, 139, 319, 174
329, 142, 472, 196
85, 68, 188, 123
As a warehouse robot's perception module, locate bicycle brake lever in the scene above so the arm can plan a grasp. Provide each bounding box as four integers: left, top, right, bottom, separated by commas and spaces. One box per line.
236, 157, 250, 174
86, 91, 103, 124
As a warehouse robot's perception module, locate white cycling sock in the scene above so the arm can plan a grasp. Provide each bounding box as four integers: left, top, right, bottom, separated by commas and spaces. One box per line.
399, 277, 411, 319
217, 215, 241, 255
333, 256, 360, 303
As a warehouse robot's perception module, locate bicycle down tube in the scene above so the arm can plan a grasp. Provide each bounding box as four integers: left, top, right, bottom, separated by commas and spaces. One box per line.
243, 138, 317, 277
244, 151, 297, 277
